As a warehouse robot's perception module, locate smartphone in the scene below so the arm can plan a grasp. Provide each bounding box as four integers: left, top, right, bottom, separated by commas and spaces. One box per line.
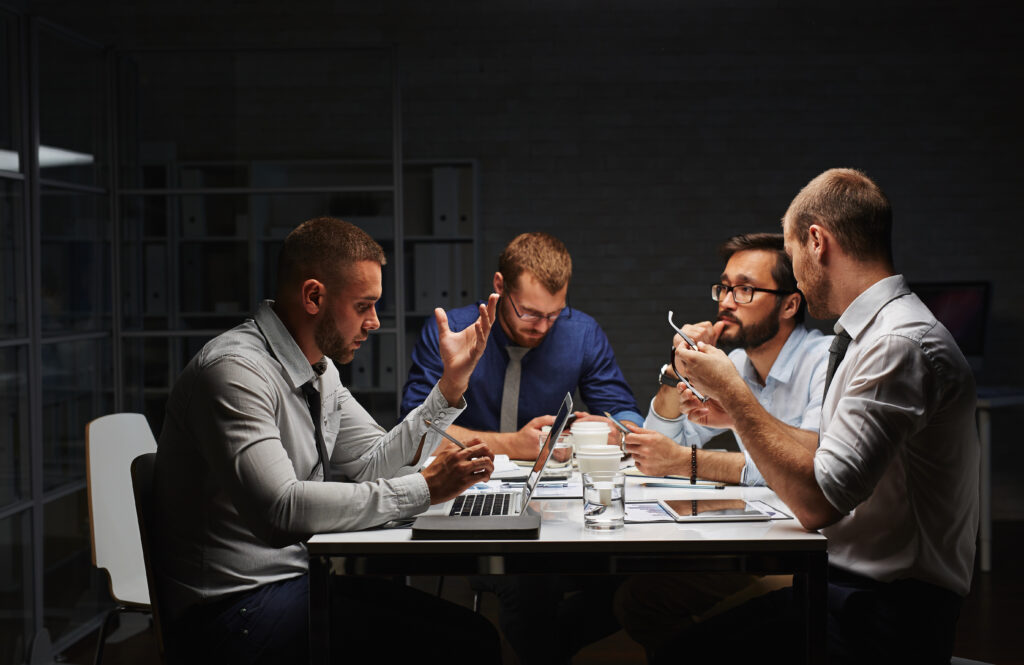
665, 311, 709, 403
423, 419, 467, 449
602, 411, 630, 434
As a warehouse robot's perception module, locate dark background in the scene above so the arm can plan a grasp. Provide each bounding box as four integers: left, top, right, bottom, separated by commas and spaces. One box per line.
26, 0, 1024, 517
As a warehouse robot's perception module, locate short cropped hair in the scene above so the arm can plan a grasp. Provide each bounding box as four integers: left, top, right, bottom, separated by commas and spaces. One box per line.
785, 168, 893, 266
719, 232, 805, 323
498, 232, 572, 294
277, 216, 386, 292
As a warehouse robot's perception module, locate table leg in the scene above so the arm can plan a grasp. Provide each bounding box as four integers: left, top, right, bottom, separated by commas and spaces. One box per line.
804, 552, 828, 664
309, 554, 331, 665
977, 406, 991, 572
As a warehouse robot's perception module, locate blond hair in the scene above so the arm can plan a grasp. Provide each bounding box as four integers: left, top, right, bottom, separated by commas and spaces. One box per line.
498, 232, 572, 293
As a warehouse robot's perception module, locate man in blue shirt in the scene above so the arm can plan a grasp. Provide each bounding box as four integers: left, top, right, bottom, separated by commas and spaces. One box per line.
401, 231, 642, 459
616, 232, 831, 657
401, 231, 639, 664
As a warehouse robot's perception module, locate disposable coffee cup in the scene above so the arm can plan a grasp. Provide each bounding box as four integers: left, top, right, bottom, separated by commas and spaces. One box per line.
575, 446, 622, 476
571, 421, 611, 450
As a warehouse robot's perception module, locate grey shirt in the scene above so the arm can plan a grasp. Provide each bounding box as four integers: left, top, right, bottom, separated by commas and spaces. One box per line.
155, 301, 464, 619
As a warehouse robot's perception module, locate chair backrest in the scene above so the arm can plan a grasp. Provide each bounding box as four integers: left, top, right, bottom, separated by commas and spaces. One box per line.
132, 452, 172, 661
86, 413, 158, 607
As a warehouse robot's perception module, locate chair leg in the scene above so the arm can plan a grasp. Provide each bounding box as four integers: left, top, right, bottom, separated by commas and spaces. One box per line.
435, 576, 445, 597
92, 606, 121, 665
473, 590, 482, 613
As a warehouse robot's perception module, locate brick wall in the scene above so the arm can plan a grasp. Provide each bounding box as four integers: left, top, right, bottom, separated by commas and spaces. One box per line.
31, 0, 1024, 514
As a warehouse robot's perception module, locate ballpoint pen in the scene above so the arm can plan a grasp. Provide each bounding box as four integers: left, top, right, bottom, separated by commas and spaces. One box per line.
423, 419, 467, 449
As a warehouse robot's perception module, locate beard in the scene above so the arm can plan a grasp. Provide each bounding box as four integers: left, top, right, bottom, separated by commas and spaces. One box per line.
718, 299, 783, 353
499, 300, 549, 348
314, 307, 355, 365
799, 259, 836, 319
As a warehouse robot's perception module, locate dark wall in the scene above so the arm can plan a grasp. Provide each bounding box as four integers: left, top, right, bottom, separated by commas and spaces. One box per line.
28, 0, 1024, 512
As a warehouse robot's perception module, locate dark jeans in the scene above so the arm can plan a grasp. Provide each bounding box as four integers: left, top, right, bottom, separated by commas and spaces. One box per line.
471, 574, 624, 665
649, 567, 963, 665
173, 574, 501, 664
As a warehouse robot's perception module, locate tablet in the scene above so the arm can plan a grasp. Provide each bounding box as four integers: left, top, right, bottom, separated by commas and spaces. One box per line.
658, 498, 772, 522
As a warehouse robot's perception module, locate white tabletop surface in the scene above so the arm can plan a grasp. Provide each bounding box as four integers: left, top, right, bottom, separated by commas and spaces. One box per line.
307, 476, 825, 554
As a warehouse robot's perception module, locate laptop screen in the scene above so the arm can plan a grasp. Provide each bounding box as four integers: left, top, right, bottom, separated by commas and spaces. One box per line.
520, 393, 573, 503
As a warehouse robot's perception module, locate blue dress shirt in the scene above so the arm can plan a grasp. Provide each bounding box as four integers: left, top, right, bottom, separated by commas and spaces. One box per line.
401, 302, 643, 429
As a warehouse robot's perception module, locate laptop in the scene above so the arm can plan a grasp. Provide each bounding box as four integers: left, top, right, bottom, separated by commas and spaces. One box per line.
411, 392, 573, 540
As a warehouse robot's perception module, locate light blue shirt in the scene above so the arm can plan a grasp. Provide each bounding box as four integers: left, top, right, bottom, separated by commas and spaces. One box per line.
644, 324, 831, 486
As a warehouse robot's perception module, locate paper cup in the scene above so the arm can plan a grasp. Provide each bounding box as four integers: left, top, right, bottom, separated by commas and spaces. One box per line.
571, 422, 610, 449
575, 447, 622, 476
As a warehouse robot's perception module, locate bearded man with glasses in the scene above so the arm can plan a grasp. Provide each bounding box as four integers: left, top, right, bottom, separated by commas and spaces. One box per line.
614, 232, 832, 658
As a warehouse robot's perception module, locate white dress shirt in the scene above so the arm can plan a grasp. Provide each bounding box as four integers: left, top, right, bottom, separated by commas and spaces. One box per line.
815, 275, 979, 596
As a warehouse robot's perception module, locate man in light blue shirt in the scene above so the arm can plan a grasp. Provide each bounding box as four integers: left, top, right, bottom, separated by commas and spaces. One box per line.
624, 232, 831, 487
616, 232, 830, 656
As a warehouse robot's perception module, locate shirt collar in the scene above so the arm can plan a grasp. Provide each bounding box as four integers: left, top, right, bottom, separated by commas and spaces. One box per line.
253, 300, 319, 390
835, 274, 910, 341
739, 324, 807, 386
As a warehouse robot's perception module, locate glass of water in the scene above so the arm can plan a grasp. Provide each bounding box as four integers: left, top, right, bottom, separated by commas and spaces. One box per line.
582, 471, 625, 530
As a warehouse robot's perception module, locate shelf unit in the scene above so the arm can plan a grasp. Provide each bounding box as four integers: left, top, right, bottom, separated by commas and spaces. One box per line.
118, 158, 479, 431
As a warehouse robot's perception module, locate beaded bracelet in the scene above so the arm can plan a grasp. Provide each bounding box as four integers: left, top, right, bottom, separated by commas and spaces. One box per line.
690, 446, 697, 485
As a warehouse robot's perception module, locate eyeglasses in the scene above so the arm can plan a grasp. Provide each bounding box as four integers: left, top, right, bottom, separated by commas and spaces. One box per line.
711, 284, 795, 305
507, 293, 572, 323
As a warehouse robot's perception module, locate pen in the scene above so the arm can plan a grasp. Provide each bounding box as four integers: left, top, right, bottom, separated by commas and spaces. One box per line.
641, 481, 724, 490
423, 419, 467, 449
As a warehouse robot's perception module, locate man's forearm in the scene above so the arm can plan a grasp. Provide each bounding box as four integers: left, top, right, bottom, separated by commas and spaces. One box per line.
652, 385, 683, 420
723, 385, 841, 530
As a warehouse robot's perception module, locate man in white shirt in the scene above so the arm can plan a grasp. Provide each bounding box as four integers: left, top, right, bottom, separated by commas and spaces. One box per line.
662, 169, 979, 664
615, 232, 830, 655
156, 217, 502, 663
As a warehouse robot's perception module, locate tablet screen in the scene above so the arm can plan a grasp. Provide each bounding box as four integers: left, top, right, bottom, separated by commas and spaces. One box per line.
659, 498, 772, 522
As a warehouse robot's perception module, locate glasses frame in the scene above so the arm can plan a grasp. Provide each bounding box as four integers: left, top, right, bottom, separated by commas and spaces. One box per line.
711, 283, 795, 305
506, 293, 572, 323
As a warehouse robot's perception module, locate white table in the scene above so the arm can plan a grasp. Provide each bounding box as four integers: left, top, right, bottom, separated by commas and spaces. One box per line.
307, 482, 827, 663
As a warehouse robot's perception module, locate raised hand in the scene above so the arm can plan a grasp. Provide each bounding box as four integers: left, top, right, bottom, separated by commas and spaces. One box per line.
437, 293, 499, 405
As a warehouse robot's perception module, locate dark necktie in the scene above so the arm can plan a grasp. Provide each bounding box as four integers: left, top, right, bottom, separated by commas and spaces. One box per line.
823, 330, 853, 401
301, 381, 332, 481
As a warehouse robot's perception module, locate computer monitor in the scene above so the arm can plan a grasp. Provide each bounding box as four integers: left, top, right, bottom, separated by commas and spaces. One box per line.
911, 281, 991, 374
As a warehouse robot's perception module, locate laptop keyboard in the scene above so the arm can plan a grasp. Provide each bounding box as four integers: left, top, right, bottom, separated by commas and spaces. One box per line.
450, 492, 514, 516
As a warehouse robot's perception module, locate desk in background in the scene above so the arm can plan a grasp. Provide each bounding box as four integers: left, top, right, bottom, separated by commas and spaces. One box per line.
976, 386, 1024, 572
307, 484, 826, 664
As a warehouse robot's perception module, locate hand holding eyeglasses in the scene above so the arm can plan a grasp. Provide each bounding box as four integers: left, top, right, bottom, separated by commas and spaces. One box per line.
667, 311, 709, 403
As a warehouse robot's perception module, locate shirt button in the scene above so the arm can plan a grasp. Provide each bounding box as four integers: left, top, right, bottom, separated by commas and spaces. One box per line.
240, 607, 247, 614
242, 629, 249, 636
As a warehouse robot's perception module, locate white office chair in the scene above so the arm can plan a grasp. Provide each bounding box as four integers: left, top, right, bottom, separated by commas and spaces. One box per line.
86, 413, 158, 664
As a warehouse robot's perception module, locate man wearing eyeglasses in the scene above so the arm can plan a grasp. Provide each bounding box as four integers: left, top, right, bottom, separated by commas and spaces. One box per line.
401, 231, 642, 459
624, 232, 831, 488
401, 231, 641, 665
615, 232, 831, 657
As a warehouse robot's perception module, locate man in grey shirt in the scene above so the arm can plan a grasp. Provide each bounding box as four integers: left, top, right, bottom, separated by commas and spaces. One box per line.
155, 216, 501, 664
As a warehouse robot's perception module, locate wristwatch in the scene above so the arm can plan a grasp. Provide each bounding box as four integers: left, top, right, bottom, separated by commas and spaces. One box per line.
658, 363, 680, 388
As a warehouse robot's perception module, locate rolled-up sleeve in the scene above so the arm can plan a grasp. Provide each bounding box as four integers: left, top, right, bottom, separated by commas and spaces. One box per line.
814, 335, 932, 513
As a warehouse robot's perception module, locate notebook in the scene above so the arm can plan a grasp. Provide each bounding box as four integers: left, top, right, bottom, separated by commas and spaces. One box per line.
411, 392, 573, 540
